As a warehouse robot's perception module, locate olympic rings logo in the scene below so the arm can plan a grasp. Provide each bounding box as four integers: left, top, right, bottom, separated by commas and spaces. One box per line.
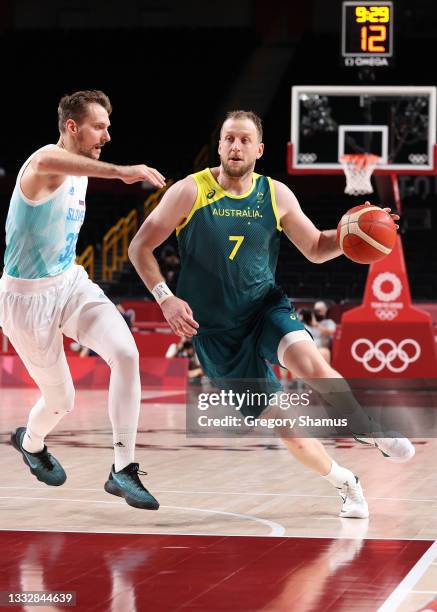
375, 309, 398, 321
351, 338, 421, 373
298, 153, 317, 164
372, 273, 402, 302
408, 153, 428, 165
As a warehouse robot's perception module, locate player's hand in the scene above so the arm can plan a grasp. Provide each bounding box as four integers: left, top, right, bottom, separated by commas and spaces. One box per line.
382, 207, 400, 229
363, 200, 400, 229
161, 296, 199, 337
120, 164, 166, 188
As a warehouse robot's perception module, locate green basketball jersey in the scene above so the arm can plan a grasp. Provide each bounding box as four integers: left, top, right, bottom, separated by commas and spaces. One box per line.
176, 168, 282, 333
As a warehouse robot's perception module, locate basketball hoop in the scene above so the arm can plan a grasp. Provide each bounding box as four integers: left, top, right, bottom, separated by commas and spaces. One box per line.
340, 154, 380, 196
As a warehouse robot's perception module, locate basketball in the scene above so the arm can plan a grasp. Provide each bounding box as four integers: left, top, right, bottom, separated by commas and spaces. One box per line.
337, 204, 397, 264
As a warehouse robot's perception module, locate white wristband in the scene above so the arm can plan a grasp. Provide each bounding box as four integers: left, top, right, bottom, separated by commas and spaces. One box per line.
152, 281, 173, 305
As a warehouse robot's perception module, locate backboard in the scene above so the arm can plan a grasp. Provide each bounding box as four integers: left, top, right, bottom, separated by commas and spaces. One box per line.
288, 86, 437, 175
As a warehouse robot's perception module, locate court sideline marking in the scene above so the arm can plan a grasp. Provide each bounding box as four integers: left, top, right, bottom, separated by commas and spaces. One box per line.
0, 485, 435, 504
0, 495, 285, 536
378, 540, 437, 612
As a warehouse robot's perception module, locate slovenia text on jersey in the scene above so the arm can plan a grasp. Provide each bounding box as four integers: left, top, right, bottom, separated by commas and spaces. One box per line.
4, 145, 88, 279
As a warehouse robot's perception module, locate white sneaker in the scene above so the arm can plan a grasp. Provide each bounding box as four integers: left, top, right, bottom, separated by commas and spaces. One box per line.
338, 476, 369, 519
354, 431, 415, 463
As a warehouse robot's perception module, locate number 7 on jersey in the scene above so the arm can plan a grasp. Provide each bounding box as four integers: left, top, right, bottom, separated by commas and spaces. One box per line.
228, 235, 245, 261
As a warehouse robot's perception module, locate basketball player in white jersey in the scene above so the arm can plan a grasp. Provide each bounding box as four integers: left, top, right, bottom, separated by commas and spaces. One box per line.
0, 90, 164, 510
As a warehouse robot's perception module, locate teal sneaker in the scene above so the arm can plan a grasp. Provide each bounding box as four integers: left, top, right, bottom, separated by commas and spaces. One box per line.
104, 463, 160, 510
11, 427, 67, 486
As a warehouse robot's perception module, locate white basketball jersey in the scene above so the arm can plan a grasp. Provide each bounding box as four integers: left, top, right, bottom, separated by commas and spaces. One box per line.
3, 145, 88, 279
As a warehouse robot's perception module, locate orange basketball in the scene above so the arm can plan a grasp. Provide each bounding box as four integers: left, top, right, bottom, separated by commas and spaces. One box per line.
337, 204, 397, 264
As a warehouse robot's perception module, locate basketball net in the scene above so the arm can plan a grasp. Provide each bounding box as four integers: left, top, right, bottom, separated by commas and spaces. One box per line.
340, 154, 380, 196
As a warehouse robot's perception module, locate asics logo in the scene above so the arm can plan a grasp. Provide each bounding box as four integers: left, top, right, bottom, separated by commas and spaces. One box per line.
351, 338, 421, 373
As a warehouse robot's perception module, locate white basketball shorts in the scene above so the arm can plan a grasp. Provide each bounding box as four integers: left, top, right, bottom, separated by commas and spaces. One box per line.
0, 264, 111, 384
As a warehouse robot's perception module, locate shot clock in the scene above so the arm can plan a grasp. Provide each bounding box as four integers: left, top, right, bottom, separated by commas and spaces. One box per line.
342, 1, 394, 67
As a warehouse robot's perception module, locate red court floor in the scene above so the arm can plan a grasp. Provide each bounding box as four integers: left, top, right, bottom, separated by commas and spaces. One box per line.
2, 387, 437, 610
0, 531, 431, 611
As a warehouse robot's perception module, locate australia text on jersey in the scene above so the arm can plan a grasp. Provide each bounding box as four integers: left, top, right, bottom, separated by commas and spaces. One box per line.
212, 208, 263, 218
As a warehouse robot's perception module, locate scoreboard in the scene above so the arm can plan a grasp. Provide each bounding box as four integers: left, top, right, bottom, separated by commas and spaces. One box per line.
342, 2, 394, 67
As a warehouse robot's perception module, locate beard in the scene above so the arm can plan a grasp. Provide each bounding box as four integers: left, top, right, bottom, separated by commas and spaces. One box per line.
80, 145, 102, 159
221, 157, 254, 178
77, 133, 103, 159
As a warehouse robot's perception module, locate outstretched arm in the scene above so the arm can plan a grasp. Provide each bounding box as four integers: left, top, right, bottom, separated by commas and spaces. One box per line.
28, 147, 166, 185
128, 177, 199, 337
274, 181, 400, 264
20, 146, 166, 202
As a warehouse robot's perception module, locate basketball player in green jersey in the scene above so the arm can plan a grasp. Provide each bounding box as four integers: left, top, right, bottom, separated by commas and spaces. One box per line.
129, 110, 414, 519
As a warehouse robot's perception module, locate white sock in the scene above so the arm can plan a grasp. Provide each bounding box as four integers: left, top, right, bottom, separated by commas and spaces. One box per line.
323, 460, 356, 488
22, 428, 45, 453
113, 432, 136, 472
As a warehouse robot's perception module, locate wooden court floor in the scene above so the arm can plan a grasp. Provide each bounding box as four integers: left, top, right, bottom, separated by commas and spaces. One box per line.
1, 387, 437, 611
